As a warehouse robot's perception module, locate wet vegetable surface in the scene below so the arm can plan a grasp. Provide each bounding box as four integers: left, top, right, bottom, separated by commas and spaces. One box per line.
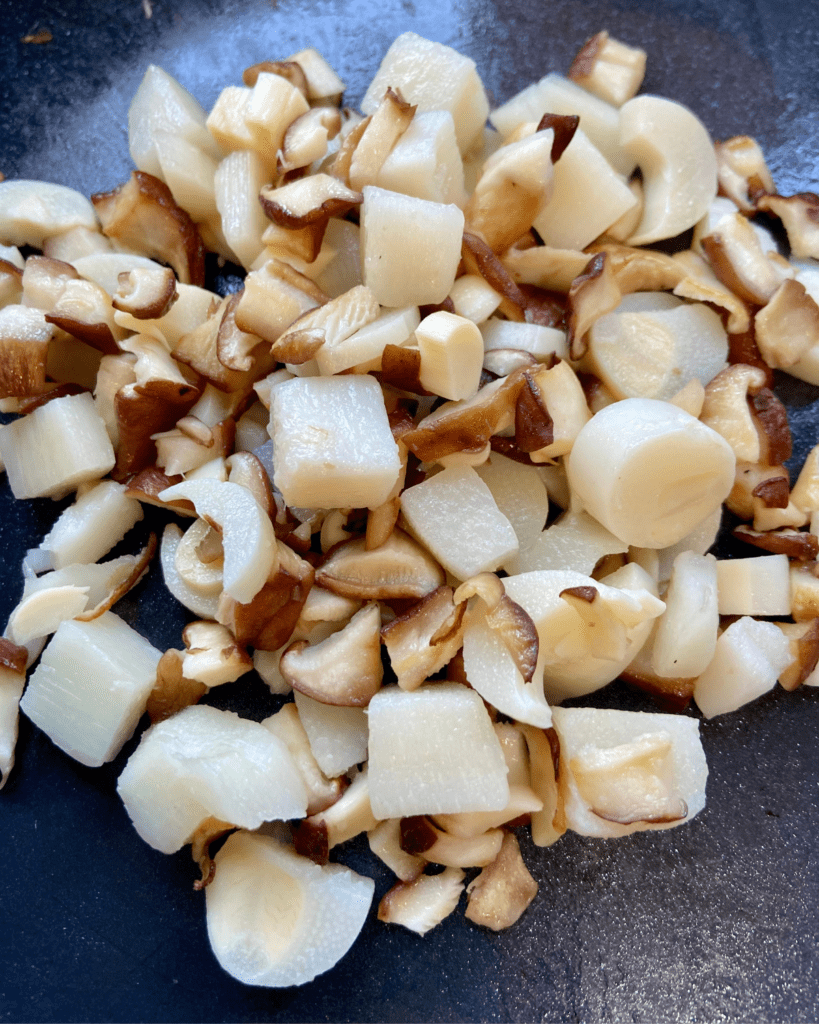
0, 0, 817, 1020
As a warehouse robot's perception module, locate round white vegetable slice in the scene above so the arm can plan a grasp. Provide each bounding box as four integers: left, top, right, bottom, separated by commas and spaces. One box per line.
566, 398, 735, 549
206, 830, 374, 987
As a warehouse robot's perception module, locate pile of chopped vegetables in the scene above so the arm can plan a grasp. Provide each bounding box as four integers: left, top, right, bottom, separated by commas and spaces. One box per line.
0, 29, 817, 988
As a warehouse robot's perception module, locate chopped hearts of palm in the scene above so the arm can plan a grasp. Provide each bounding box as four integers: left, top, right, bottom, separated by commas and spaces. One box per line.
0, 26, 817, 991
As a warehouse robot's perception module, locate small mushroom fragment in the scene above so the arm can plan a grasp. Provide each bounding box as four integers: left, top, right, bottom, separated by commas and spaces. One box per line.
293, 768, 378, 861
368, 818, 425, 882
733, 525, 819, 561
113, 266, 177, 319
775, 620, 819, 691
145, 649, 207, 725
381, 586, 465, 691
0, 639, 29, 788
348, 88, 416, 191
262, 704, 343, 816
316, 529, 444, 600
259, 173, 362, 228
714, 136, 774, 212
566, 252, 621, 359
278, 107, 342, 174
0, 179, 99, 248
206, 830, 374, 987
92, 171, 206, 286
619, 95, 718, 245
568, 30, 646, 107
517, 724, 565, 847
234, 258, 327, 345
755, 279, 819, 370
756, 192, 819, 260
401, 817, 505, 869
280, 602, 383, 706
271, 284, 380, 364
378, 867, 465, 935
464, 832, 538, 931
180, 621, 252, 688
701, 210, 791, 306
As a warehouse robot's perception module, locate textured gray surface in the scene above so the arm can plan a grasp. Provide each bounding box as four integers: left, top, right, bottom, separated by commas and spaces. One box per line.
0, 1, 818, 1022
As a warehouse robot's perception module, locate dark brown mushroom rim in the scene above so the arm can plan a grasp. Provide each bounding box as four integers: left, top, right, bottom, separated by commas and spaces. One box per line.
112, 266, 177, 320
780, 619, 819, 691
259, 174, 363, 229
733, 525, 819, 560
242, 59, 309, 95
0, 637, 27, 676
146, 648, 207, 726
92, 171, 206, 287
749, 387, 791, 466
536, 113, 580, 163
591, 798, 688, 826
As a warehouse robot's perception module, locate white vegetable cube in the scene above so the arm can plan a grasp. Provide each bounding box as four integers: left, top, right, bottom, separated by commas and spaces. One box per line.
416, 310, 483, 400
39, 480, 144, 569
716, 554, 791, 616
245, 72, 309, 156
367, 683, 509, 818
651, 551, 719, 678
376, 110, 466, 206
360, 186, 464, 308
214, 149, 270, 270
694, 617, 791, 718
0, 392, 115, 499
361, 33, 489, 154
316, 305, 420, 376
293, 690, 369, 778
552, 706, 708, 838
20, 612, 162, 768
532, 129, 637, 251
117, 705, 308, 853
269, 375, 401, 510
400, 465, 519, 580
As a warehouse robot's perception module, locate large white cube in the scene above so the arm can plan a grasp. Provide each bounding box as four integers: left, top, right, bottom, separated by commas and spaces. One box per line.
360, 186, 464, 308
400, 465, 518, 580
20, 611, 162, 767
268, 374, 401, 510
367, 683, 509, 818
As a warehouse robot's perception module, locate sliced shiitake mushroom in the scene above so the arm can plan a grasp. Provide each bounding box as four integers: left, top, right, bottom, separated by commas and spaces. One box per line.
464, 832, 538, 931
113, 266, 177, 320
315, 528, 445, 600
381, 585, 466, 690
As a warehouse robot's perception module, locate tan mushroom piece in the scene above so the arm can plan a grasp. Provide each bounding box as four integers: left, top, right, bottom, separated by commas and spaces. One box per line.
714, 135, 774, 212
464, 832, 538, 931
181, 621, 253, 688
619, 95, 718, 245
568, 30, 646, 108
113, 266, 177, 320
377, 867, 465, 935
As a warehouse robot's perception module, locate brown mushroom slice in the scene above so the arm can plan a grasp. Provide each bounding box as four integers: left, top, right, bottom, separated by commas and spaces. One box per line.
672, 249, 751, 335
278, 107, 342, 174
217, 539, 314, 652
142, 649, 206, 726
258, 172, 361, 227
174, 297, 266, 393
280, 602, 383, 707
410, 820, 505, 869
315, 528, 444, 600
378, 867, 465, 935
368, 819, 425, 883
381, 585, 466, 691
699, 363, 769, 463
180, 621, 253, 688
775, 619, 819, 691
348, 88, 416, 192
733, 525, 819, 560
225, 450, 274, 519
0, 304, 54, 397
568, 30, 646, 107
756, 192, 819, 260
92, 171, 206, 286
294, 768, 378, 862
464, 127, 554, 254
271, 284, 380, 364
401, 370, 525, 463
566, 252, 620, 360
501, 242, 591, 295
515, 724, 566, 846
262, 704, 343, 817
461, 232, 527, 321
243, 59, 308, 94
45, 277, 125, 355
750, 386, 792, 467
701, 211, 791, 306
432, 784, 544, 840
455, 572, 539, 686
755, 278, 819, 370
516, 361, 590, 460
113, 266, 177, 320
714, 136, 774, 212
464, 832, 538, 932
234, 258, 327, 345
0, 639, 28, 789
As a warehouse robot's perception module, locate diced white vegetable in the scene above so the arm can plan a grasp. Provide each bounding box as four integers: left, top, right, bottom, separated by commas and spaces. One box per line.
480, 318, 567, 361
367, 683, 509, 818
376, 110, 466, 206
694, 617, 791, 718
0, 392, 115, 499
652, 552, 718, 678
567, 398, 735, 549
316, 306, 419, 375
21, 612, 161, 767
400, 465, 519, 580
416, 311, 483, 400
552, 706, 708, 838
268, 375, 401, 510
293, 690, 369, 778
532, 128, 637, 250
118, 705, 307, 853
206, 830, 373, 987
37, 480, 143, 569
360, 186, 464, 308
154, 129, 219, 223
214, 150, 270, 270
514, 509, 628, 576
362, 33, 488, 154
0, 180, 98, 248
716, 554, 791, 616
474, 454, 550, 570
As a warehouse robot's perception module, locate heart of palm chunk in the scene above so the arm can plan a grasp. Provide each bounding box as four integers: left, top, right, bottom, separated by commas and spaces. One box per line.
367, 683, 509, 818
269, 375, 401, 510
399, 465, 519, 579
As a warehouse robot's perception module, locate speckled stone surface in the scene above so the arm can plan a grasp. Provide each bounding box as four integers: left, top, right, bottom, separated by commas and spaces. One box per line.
0, 1, 817, 1022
